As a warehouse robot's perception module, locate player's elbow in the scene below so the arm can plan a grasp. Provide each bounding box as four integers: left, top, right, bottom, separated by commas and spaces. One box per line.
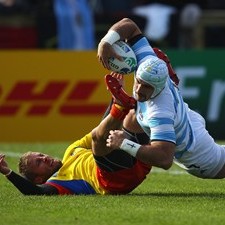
145, 157, 173, 170
154, 143, 175, 170
159, 159, 173, 170
120, 17, 133, 24
158, 152, 174, 170
120, 18, 142, 37
140, 154, 173, 170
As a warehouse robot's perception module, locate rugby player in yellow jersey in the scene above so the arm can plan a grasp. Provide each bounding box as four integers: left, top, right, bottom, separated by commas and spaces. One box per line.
0, 74, 151, 195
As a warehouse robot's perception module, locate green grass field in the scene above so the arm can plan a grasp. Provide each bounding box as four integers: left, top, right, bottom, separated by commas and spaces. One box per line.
1, 142, 225, 225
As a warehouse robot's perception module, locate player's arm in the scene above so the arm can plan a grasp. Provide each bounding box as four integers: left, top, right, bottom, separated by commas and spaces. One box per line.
97, 18, 142, 70
135, 141, 175, 169
104, 17, 142, 42
6, 171, 58, 195
107, 131, 175, 169
0, 154, 58, 195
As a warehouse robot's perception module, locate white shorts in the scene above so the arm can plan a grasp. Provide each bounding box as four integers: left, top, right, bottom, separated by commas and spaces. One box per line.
174, 110, 225, 178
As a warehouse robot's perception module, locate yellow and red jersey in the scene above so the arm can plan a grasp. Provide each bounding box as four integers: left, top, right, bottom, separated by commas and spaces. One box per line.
47, 133, 107, 195
46, 133, 151, 195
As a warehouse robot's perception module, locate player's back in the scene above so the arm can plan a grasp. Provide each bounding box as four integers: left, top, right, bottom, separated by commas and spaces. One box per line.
167, 79, 196, 158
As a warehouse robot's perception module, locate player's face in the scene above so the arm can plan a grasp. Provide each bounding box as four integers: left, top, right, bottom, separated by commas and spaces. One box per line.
133, 78, 154, 102
27, 152, 62, 184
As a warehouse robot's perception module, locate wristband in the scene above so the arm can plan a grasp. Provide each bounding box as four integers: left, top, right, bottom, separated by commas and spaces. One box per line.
4, 169, 12, 177
120, 139, 141, 157
110, 104, 129, 121
101, 30, 120, 45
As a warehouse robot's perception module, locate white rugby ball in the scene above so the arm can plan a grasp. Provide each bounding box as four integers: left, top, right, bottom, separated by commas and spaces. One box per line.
108, 41, 137, 75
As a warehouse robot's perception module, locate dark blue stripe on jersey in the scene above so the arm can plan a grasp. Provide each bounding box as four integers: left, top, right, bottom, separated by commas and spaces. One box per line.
168, 80, 179, 113
48, 180, 96, 195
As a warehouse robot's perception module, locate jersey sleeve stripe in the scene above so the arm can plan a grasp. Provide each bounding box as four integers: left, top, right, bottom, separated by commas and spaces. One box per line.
149, 117, 174, 127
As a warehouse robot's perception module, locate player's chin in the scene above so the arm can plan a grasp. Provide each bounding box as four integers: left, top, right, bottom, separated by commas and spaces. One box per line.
53, 160, 63, 171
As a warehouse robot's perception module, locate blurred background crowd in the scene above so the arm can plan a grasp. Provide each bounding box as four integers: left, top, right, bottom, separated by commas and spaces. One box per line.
0, 0, 225, 50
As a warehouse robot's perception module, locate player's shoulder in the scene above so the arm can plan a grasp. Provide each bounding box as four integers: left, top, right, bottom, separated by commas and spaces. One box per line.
150, 87, 176, 116
153, 84, 173, 104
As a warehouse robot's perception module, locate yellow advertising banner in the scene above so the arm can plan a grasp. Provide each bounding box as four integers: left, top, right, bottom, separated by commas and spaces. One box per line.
0, 51, 133, 142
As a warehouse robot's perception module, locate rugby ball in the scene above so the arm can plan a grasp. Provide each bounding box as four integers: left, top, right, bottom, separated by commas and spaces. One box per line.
108, 41, 137, 75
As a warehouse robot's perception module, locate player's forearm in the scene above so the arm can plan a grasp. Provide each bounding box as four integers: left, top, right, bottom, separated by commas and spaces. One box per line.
119, 139, 174, 170
6, 171, 57, 195
94, 115, 122, 141
136, 145, 174, 170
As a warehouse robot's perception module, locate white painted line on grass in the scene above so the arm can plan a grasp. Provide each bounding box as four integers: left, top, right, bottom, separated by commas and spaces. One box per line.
152, 167, 188, 175
1, 151, 22, 158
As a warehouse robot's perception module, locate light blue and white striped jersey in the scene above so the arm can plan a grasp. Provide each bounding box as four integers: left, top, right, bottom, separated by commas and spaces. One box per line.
131, 36, 156, 67
130, 37, 196, 159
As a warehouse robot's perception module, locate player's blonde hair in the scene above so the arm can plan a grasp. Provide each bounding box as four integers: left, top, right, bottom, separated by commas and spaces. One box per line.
18, 152, 36, 183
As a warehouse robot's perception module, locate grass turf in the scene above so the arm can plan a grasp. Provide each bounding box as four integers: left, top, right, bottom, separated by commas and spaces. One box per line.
0, 142, 225, 225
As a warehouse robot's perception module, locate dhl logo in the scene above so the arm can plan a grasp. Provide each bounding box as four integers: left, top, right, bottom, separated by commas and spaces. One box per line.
0, 80, 108, 116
